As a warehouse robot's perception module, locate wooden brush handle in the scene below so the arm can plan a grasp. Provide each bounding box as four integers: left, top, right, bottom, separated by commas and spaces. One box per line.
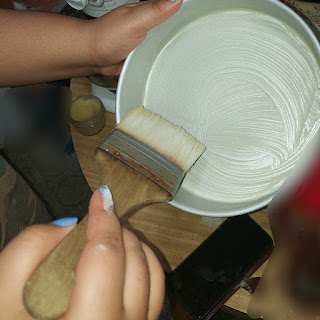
23, 215, 89, 320
23, 149, 171, 320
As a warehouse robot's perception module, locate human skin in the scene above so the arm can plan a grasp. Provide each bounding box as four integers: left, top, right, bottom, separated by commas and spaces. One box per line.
0, 0, 182, 87
0, 1, 183, 317
0, 188, 165, 320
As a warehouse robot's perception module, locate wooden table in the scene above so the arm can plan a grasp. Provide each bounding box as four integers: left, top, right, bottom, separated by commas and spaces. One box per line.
70, 77, 273, 314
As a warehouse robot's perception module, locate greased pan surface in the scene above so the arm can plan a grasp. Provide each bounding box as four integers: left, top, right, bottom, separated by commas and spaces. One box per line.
116, 0, 320, 217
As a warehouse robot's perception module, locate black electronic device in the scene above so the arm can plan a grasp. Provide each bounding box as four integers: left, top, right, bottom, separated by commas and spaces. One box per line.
167, 215, 273, 320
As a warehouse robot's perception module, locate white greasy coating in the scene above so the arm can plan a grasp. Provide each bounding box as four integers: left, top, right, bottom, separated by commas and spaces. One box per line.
144, 10, 320, 203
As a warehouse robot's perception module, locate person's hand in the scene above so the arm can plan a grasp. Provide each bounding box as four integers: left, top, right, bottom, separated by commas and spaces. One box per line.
88, 0, 182, 75
0, 0, 182, 86
0, 186, 165, 320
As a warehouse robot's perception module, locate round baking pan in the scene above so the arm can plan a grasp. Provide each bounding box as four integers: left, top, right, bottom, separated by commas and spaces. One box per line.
116, 0, 320, 217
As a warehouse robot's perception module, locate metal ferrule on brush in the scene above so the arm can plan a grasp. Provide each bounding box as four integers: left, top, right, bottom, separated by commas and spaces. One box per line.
99, 129, 185, 196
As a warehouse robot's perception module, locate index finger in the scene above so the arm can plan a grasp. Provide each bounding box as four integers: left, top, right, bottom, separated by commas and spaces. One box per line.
66, 186, 125, 319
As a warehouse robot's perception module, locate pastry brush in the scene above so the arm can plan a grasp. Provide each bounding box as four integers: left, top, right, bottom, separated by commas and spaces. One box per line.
23, 105, 205, 320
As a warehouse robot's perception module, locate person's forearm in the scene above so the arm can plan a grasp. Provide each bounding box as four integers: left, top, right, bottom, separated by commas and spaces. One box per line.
0, 9, 98, 87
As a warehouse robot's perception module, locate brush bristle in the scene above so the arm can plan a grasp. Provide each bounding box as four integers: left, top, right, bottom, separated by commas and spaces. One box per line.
116, 106, 206, 172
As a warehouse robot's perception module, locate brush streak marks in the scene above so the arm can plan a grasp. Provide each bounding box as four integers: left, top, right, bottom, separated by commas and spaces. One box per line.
144, 10, 320, 203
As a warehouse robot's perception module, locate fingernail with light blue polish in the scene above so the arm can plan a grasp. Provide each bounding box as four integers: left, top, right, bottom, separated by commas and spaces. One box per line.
100, 185, 115, 214
170, 0, 179, 2
52, 217, 78, 227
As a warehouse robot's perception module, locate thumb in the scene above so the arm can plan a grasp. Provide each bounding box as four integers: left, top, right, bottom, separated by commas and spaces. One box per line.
128, 0, 183, 35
